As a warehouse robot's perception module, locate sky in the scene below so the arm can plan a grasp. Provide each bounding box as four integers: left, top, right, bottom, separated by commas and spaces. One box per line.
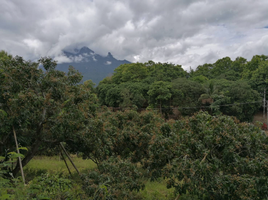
1, 0, 268, 70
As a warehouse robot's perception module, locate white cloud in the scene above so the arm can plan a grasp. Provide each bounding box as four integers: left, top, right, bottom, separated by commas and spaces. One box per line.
54, 54, 72, 63
92, 56, 97, 61
0, 0, 268, 70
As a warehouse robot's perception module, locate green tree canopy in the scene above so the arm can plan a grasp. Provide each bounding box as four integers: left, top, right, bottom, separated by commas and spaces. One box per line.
147, 81, 172, 113
210, 79, 261, 121
0, 56, 97, 176
171, 78, 205, 115
250, 60, 268, 90
112, 63, 148, 84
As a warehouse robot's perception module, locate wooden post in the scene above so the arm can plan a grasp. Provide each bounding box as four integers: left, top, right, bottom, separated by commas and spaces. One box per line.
60, 149, 72, 176
12, 126, 25, 185
59, 142, 80, 175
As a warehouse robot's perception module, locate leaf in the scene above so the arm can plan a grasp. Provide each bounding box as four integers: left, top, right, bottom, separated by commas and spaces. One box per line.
18, 147, 28, 151
7, 152, 25, 159
0, 109, 7, 117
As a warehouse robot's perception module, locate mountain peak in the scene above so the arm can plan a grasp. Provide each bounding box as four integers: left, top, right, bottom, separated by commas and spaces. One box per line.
107, 52, 113, 58
58, 46, 131, 84
79, 46, 94, 54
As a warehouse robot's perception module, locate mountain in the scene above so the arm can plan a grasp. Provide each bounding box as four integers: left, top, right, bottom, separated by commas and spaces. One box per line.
56, 46, 131, 85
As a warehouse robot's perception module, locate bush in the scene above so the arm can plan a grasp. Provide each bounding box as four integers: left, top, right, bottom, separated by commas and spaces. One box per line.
0, 172, 85, 200
81, 157, 145, 199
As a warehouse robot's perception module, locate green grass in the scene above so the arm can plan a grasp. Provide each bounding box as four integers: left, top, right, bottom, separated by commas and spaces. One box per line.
24, 155, 97, 181
23, 156, 175, 199
140, 179, 175, 200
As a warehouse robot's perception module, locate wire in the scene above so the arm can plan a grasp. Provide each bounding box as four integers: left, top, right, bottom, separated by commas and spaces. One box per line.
108, 101, 263, 111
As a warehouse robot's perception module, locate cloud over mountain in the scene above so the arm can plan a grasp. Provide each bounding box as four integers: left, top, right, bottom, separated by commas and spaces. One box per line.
56, 46, 130, 84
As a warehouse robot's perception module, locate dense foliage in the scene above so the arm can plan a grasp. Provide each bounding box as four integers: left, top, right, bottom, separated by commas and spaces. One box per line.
162, 112, 268, 199
0, 53, 97, 176
81, 157, 144, 199
96, 56, 267, 121
77, 110, 268, 199
1, 51, 268, 199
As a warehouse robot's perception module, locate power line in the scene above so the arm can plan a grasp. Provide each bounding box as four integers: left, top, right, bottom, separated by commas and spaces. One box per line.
107, 101, 263, 111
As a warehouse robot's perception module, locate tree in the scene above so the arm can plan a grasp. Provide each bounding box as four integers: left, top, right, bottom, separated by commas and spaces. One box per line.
0, 51, 12, 62
171, 78, 205, 115
0, 56, 97, 176
146, 61, 187, 82
242, 55, 268, 80
231, 57, 247, 73
68, 109, 165, 165
83, 79, 96, 92
192, 63, 214, 79
96, 83, 117, 105
112, 63, 148, 84
145, 111, 268, 199
191, 75, 209, 84
211, 57, 233, 77
119, 84, 146, 109
209, 79, 261, 121
250, 60, 268, 90
246, 55, 268, 72
199, 81, 218, 99
105, 85, 122, 107
147, 81, 172, 114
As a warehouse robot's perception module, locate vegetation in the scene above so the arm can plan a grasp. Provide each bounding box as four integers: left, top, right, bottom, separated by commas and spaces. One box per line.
1, 50, 268, 199
96, 57, 266, 121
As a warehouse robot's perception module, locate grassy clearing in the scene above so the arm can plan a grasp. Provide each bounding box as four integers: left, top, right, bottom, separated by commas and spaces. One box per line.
24, 155, 97, 181
23, 156, 175, 199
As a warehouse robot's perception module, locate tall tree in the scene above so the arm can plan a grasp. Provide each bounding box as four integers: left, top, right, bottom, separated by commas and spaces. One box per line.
0, 56, 97, 176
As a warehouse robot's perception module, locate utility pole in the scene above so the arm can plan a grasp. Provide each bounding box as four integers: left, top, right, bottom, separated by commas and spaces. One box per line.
266, 100, 268, 125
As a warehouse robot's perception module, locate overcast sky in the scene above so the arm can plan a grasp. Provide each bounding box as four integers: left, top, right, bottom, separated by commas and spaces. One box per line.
1, 0, 268, 70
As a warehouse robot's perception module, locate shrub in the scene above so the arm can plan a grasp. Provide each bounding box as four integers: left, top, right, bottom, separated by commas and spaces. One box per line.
81, 157, 145, 199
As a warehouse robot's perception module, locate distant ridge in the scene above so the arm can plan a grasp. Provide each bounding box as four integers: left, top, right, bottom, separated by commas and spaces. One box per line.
56, 46, 131, 84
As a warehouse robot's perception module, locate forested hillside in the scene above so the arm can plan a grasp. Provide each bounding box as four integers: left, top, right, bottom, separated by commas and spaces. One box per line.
1, 51, 268, 199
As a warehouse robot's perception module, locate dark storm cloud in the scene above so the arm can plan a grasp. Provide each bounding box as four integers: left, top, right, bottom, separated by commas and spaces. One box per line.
0, 0, 268, 70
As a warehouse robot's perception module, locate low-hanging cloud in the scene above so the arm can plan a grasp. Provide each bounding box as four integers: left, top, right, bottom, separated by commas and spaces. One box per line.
0, 0, 268, 70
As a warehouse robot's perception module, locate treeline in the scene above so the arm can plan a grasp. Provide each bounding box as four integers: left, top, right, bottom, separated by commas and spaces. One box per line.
96, 55, 268, 121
